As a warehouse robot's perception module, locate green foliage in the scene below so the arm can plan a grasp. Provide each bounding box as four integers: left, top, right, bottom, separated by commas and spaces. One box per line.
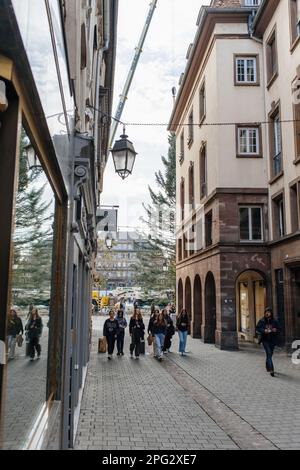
12, 130, 54, 304
139, 134, 176, 292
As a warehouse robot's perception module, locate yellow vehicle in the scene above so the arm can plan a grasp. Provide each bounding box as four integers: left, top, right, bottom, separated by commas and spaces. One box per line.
101, 295, 109, 308
92, 291, 101, 311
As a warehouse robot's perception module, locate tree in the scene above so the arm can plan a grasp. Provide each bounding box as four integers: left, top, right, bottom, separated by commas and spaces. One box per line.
139, 134, 176, 292
12, 130, 54, 304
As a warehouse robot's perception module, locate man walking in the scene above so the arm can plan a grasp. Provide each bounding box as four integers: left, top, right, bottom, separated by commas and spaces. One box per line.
256, 307, 280, 377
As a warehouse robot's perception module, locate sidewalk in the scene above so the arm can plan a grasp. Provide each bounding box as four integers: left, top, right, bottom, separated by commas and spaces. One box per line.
74, 316, 300, 450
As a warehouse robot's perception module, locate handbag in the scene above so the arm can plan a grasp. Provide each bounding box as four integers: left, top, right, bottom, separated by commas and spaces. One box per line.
147, 334, 153, 346
16, 334, 23, 347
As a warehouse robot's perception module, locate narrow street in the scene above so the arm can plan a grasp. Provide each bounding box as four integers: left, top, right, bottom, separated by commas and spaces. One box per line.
74, 316, 300, 451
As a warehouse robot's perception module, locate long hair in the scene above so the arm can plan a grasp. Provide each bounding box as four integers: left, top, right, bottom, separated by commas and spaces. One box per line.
30, 308, 41, 320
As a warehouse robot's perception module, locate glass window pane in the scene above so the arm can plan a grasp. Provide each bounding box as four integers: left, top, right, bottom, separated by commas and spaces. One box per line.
251, 208, 262, 240
240, 208, 250, 240
239, 129, 248, 153
247, 59, 255, 82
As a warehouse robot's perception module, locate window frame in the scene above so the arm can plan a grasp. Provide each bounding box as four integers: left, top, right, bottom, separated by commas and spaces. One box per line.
199, 78, 206, 125
239, 206, 264, 242
268, 102, 283, 182
266, 26, 278, 88
236, 125, 262, 158
234, 54, 260, 86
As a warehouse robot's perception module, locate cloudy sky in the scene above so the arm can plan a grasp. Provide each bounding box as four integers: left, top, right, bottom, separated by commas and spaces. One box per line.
101, 0, 209, 232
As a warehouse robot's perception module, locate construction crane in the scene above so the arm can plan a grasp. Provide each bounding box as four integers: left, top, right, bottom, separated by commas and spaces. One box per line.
109, 0, 158, 148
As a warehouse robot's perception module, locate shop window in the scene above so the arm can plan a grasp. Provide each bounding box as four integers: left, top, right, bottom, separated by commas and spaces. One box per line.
2, 127, 55, 449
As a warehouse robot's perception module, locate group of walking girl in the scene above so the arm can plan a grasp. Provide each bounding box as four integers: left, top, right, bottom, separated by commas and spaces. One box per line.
103, 307, 190, 362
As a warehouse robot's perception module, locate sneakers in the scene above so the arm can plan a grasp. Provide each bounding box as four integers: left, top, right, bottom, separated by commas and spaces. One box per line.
135, 356, 139, 360
108, 355, 112, 360
270, 372, 275, 377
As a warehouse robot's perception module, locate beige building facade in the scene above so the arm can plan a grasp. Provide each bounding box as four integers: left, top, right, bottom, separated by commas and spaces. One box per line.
170, 0, 300, 350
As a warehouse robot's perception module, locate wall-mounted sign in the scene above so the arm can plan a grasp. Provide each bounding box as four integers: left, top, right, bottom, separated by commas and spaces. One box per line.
96, 207, 118, 232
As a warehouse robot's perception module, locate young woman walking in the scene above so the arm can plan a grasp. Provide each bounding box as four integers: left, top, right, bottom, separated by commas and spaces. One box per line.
176, 309, 190, 356
103, 310, 119, 360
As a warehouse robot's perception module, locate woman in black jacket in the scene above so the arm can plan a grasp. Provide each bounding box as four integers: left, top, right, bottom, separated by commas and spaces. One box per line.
129, 310, 145, 359
103, 310, 119, 360
176, 309, 190, 356
162, 309, 175, 353
26, 309, 43, 361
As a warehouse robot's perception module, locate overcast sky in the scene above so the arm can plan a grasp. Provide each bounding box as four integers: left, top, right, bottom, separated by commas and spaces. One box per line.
101, 0, 209, 232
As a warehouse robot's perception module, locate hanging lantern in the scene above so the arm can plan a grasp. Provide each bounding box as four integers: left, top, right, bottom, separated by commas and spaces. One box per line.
111, 126, 137, 180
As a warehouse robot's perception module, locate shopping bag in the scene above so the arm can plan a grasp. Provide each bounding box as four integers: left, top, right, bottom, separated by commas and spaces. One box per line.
98, 337, 107, 353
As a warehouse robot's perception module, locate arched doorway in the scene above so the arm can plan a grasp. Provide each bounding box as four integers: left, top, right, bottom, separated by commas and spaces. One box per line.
177, 278, 183, 313
236, 270, 266, 342
193, 275, 202, 338
204, 272, 216, 343
185, 277, 192, 318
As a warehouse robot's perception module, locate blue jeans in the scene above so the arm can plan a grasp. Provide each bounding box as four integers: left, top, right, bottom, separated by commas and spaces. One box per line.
262, 342, 275, 372
178, 330, 188, 353
155, 334, 165, 358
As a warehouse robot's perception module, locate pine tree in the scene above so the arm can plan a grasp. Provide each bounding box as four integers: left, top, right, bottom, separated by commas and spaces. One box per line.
139, 134, 176, 292
12, 131, 53, 305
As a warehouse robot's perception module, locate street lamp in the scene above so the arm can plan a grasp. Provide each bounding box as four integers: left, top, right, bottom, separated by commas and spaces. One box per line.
105, 234, 113, 250
110, 126, 137, 180
24, 143, 42, 171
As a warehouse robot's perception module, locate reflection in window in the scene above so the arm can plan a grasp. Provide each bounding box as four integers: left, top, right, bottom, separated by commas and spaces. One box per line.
1, 128, 55, 450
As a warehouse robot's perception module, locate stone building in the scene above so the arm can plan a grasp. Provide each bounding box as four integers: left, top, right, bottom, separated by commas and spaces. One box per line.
169, 0, 300, 350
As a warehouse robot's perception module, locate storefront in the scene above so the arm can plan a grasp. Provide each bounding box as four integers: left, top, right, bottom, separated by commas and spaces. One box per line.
0, 0, 118, 449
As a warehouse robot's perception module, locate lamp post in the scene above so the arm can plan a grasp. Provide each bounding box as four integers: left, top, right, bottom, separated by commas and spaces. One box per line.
110, 126, 137, 180
24, 143, 42, 171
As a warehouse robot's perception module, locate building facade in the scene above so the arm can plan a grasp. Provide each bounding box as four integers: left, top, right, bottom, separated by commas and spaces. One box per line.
0, 0, 118, 449
253, 0, 300, 349
97, 231, 158, 290
169, 0, 300, 350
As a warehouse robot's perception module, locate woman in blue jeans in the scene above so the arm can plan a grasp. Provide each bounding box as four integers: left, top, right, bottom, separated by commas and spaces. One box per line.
176, 309, 190, 356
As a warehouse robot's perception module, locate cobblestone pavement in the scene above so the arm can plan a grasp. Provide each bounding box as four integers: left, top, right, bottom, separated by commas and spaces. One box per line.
0, 316, 49, 450
74, 316, 300, 451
